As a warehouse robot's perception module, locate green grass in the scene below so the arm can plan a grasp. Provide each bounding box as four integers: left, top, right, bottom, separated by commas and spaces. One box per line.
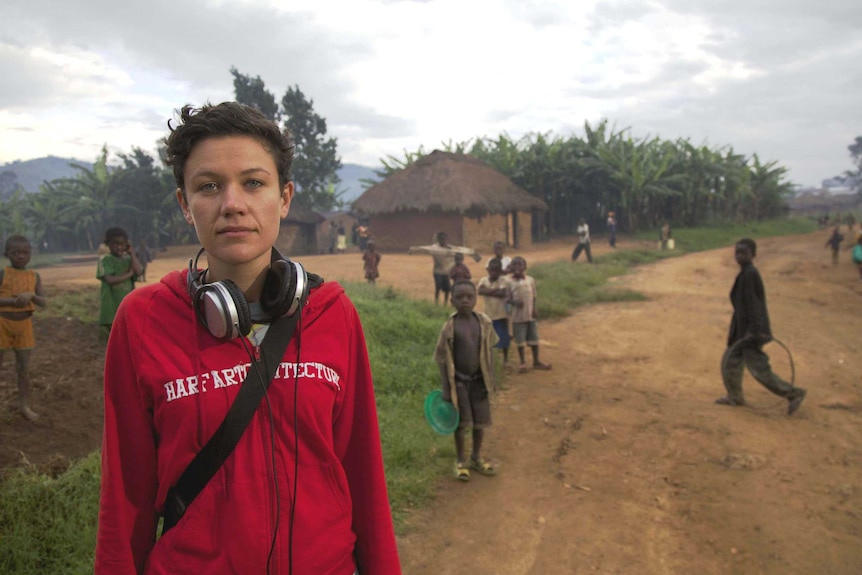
0, 216, 824, 573
635, 217, 819, 253
0, 453, 101, 575
40, 286, 100, 324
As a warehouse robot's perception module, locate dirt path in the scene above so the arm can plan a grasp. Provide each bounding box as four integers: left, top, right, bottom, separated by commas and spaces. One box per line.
3, 232, 862, 574
396, 233, 862, 575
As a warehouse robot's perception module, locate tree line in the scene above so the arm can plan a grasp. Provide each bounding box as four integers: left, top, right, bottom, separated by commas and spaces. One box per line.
0, 69, 343, 253
368, 122, 846, 236
1, 66, 855, 250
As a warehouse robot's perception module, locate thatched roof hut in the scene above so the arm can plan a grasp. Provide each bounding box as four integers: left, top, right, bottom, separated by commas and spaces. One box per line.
352, 151, 547, 251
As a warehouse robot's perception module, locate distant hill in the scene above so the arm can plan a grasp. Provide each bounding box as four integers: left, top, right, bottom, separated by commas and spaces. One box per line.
0, 156, 379, 205
337, 163, 379, 204
0, 156, 93, 194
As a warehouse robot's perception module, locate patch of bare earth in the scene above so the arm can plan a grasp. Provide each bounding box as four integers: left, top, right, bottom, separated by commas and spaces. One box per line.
2, 233, 861, 575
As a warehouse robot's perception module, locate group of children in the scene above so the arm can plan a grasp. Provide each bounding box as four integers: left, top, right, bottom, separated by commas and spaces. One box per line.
431, 238, 552, 481
0, 226, 141, 420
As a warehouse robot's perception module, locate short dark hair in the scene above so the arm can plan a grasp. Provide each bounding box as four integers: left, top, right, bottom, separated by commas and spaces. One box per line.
163, 102, 295, 191
4, 234, 30, 252
487, 258, 503, 269
451, 279, 476, 292
511, 255, 527, 267
104, 227, 129, 244
737, 238, 757, 256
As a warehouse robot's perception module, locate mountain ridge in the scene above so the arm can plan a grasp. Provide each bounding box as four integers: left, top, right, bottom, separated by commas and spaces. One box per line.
0, 156, 378, 205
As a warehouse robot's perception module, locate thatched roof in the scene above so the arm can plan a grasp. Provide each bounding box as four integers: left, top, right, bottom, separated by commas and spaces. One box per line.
284, 203, 325, 225
352, 150, 548, 216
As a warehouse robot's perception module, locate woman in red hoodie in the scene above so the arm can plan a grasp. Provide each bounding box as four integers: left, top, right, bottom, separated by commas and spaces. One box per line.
94, 102, 401, 575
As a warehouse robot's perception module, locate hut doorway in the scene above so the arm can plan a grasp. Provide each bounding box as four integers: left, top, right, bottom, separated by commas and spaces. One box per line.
506, 211, 519, 248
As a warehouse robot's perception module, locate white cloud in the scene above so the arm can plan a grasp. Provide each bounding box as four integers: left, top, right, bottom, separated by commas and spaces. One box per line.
1, 0, 860, 187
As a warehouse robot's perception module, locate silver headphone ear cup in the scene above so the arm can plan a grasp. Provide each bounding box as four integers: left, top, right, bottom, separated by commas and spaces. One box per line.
286, 260, 308, 317
260, 258, 307, 318
194, 281, 252, 339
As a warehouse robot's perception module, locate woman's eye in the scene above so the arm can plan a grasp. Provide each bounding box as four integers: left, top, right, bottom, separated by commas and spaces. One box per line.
199, 182, 218, 192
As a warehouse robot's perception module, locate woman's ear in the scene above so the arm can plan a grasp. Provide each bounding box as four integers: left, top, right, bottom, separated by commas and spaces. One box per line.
176, 188, 194, 225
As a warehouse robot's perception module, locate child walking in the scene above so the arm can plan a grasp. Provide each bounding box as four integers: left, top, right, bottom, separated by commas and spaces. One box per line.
825, 226, 844, 265
509, 256, 552, 373
716, 238, 807, 415
434, 280, 499, 481
477, 258, 512, 367
362, 240, 382, 284
0, 235, 47, 421
97, 226, 142, 342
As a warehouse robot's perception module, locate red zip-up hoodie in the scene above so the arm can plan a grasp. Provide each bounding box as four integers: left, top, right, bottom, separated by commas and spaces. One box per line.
95, 270, 401, 574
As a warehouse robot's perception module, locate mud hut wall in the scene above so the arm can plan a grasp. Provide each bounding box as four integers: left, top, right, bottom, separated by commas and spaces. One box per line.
364, 212, 462, 252
516, 211, 534, 248
276, 222, 319, 256
462, 211, 534, 249
462, 213, 508, 251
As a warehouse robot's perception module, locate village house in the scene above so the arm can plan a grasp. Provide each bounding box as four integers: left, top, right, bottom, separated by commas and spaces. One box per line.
351, 150, 548, 252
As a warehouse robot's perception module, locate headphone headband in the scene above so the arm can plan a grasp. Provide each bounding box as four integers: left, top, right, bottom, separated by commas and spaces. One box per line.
186, 247, 310, 340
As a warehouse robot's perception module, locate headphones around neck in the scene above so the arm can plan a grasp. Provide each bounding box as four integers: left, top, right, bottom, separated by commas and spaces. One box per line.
187, 247, 309, 340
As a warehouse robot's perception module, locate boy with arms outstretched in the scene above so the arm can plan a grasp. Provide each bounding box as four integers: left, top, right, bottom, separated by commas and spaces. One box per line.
434, 280, 498, 481
716, 238, 807, 415
0, 235, 47, 421
409, 231, 481, 305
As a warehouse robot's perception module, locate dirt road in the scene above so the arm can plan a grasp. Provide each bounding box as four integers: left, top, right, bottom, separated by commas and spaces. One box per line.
3, 232, 861, 574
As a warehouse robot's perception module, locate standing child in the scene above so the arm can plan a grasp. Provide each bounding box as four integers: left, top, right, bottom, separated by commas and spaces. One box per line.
477, 259, 512, 367
607, 211, 617, 248
716, 238, 807, 415
853, 235, 862, 281
509, 256, 552, 373
336, 224, 347, 254
487, 240, 512, 273
449, 252, 472, 282
362, 240, 382, 284
434, 280, 498, 481
825, 226, 844, 265
572, 218, 594, 263
97, 227, 142, 342
0, 235, 47, 421
135, 242, 153, 282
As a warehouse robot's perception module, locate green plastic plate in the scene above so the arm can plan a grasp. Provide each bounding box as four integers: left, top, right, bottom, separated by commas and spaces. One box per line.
424, 389, 459, 435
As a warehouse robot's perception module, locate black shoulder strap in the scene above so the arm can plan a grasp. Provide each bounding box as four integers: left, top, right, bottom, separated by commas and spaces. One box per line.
161, 310, 301, 535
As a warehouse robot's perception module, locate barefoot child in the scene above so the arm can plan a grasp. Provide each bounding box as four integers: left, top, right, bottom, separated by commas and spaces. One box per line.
825, 226, 844, 265
362, 240, 381, 284
509, 256, 552, 373
434, 280, 498, 481
448, 252, 472, 282
716, 238, 807, 415
97, 226, 142, 342
477, 259, 512, 367
0, 235, 47, 421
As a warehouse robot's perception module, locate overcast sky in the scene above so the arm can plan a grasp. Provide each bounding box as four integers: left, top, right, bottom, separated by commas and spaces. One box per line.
2, 0, 860, 187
